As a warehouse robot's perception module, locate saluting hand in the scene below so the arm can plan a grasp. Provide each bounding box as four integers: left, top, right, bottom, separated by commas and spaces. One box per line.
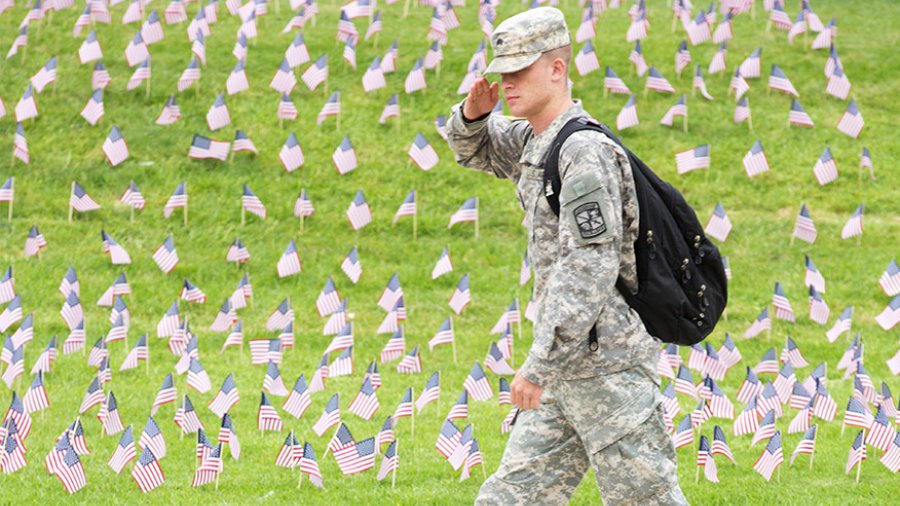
510, 372, 543, 410
463, 78, 500, 121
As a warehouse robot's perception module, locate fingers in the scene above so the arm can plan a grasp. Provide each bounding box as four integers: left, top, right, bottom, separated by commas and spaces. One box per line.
489, 81, 500, 102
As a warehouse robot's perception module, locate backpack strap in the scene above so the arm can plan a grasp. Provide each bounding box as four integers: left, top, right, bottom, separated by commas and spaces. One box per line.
542, 118, 631, 352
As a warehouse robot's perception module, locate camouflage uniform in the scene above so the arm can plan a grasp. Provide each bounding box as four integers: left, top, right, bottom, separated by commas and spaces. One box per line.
446, 8, 687, 506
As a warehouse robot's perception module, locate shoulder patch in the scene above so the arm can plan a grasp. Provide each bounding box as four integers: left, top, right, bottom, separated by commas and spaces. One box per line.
574, 202, 607, 239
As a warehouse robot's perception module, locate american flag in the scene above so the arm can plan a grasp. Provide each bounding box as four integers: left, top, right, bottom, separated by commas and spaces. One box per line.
277, 94, 298, 121
377, 440, 399, 481
876, 296, 900, 332
24, 225, 47, 257
436, 418, 462, 459
12, 123, 31, 163
701, 40, 725, 76
152, 235, 178, 273
31, 56, 59, 93
165, 0, 188, 23
837, 99, 865, 138
712, 10, 733, 43
626, 9, 649, 41
807, 285, 830, 324
879, 260, 900, 296
23, 371, 49, 414
181, 279, 206, 304
373, 93, 402, 127
449, 197, 478, 227
446, 389, 468, 421
249, 338, 282, 365
120, 334, 148, 371
0, 295, 22, 332
330, 346, 354, 377
448, 274, 471, 315
237, 185, 266, 219
301, 55, 328, 91
156, 96, 181, 125
192, 443, 223, 487
380, 38, 398, 74
704, 202, 731, 242
826, 64, 852, 100
825, 305, 853, 342
80, 89, 105, 126
191, 31, 206, 64
178, 57, 201, 92
15, 85, 38, 124
485, 342, 515, 375
730, 69, 750, 100
119, 181, 145, 210
840, 204, 864, 240
78, 31, 103, 64
616, 94, 639, 130
0, 268, 14, 305
768, 64, 799, 96
405, 58, 427, 94
298, 442, 323, 487
312, 393, 340, 437
108, 425, 136, 474
276, 239, 302, 278
326, 323, 354, 355
812, 147, 838, 186
132, 447, 165, 493
348, 377, 380, 420
0, 178, 13, 204
186, 358, 211, 394
692, 66, 714, 100
845, 430, 867, 475
99, 391, 125, 435
343, 38, 357, 69
265, 298, 293, 332
769, 2, 791, 29
685, 11, 711, 45
742, 140, 769, 177
338, 437, 376, 476
396, 345, 421, 374
92, 61, 111, 90
263, 361, 289, 396
346, 189, 372, 230
55, 446, 86, 494
379, 328, 405, 363
333, 136, 358, 174
317, 91, 341, 125
141, 10, 164, 44
125, 31, 149, 67
226, 60, 250, 95
423, 41, 443, 71
221, 319, 244, 350
365, 10, 382, 40
867, 407, 894, 452
573, 40, 600, 76
339, 246, 363, 283
257, 392, 283, 432
282, 374, 312, 419
434, 114, 449, 140
275, 430, 301, 468
189, 133, 232, 161
138, 416, 167, 460
860, 146, 874, 178
674, 40, 693, 76
603, 66, 631, 94
660, 95, 687, 127
646, 66, 675, 93
409, 133, 439, 171
163, 182, 188, 219
788, 10, 807, 43
277, 132, 305, 172
206, 94, 231, 131
70, 182, 101, 212
314, 276, 341, 316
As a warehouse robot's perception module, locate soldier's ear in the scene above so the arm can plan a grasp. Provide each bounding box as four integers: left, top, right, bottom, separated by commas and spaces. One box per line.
550, 57, 568, 83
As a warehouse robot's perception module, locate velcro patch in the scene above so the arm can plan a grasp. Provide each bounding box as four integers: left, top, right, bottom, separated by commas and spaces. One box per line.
574, 202, 607, 239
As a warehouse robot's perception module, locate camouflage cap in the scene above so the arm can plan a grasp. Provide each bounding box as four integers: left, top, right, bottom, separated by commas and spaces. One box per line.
485, 7, 571, 74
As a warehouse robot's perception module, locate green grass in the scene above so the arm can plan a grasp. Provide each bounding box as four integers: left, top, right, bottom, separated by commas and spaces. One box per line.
0, 0, 898, 504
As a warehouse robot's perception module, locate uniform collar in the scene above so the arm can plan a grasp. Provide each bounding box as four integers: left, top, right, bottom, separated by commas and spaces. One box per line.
519, 100, 588, 167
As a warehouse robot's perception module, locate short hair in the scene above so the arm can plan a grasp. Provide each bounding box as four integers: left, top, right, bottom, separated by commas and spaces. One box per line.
541, 45, 572, 69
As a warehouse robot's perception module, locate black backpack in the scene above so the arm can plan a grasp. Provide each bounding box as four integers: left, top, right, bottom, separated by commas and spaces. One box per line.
543, 118, 727, 346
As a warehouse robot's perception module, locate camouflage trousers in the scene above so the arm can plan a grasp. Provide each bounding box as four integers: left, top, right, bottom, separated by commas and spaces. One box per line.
475, 367, 688, 506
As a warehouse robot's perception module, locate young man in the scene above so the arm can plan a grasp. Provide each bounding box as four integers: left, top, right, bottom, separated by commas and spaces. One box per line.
446, 8, 688, 505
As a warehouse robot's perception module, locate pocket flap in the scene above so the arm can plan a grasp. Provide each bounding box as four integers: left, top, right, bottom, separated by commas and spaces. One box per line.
559, 171, 604, 206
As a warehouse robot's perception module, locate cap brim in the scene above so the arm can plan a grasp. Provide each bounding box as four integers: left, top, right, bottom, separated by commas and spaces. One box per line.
483, 53, 542, 74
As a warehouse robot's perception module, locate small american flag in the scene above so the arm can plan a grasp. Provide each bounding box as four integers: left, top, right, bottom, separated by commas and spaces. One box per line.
825, 63, 852, 100
92, 61, 111, 90
449, 197, 478, 227
80, 89, 105, 125
141, 10, 164, 44
276, 239, 302, 278
55, 446, 86, 494
178, 58, 201, 92
14, 86, 39, 124
409, 133, 439, 171
812, 147, 838, 186
23, 225, 47, 257
825, 306, 853, 342
277, 94, 298, 121
704, 202, 731, 242
312, 394, 340, 436
380, 39, 398, 74
836, 99, 865, 139
333, 136, 358, 175
132, 447, 165, 493
264, 361, 289, 396
392, 190, 417, 225
257, 392, 283, 432
690, 66, 713, 101
340, 247, 363, 283
742, 140, 769, 177
626, 9, 649, 41
299, 442, 323, 487
463, 362, 492, 401
673, 40, 693, 77
152, 235, 178, 273
448, 274, 471, 315
206, 94, 231, 131
396, 345, 421, 374
404, 58, 427, 94
315, 276, 341, 317
604, 66, 631, 95
860, 146, 874, 179
283, 374, 312, 419
191, 31, 206, 64
646, 66, 675, 93
229, 131, 258, 155
346, 189, 372, 230
30, 55, 58, 93
181, 278, 206, 303
808, 285, 830, 324
769, 64, 799, 96
317, 91, 341, 125
189, 134, 230, 161
186, 358, 211, 394
574, 41, 600, 76
616, 95, 639, 130
70, 182, 101, 212
156, 95, 181, 125
867, 407, 895, 452
226, 60, 249, 95
348, 377, 380, 420
365, 10, 382, 40
23, 371, 49, 413
125, 31, 149, 67
279, 132, 305, 172
343, 38, 357, 69
78, 31, 103, 64
660, 95, 687, 127
108, 425, 136, 474
880, 260, 900, 296
120, 334, 148, 371
845, 430, 867, 474
265, 298, 293, 331
840, 204, 864, 239
267, 59, 297, 96
329, 346, 354, 377
275, 431, 301, 468
875, 296, 900, 332
301, 55, 328, 91
119, 181, 145, 210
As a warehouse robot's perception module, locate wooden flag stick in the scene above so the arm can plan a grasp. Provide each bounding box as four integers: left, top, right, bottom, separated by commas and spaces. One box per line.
7, 177, 13, 222
297, 469, 304, 489
241, 206, 246, 226
183, 183, 189, 226
146, 75, 151, 99
474, 198, 480, 240
809, 452, 815, 470
68, 181, 75, 223
391, 439, 398, 488
452, 340, 458, 364
403, 0, 411, 18
683, 110, 689, 133
855, 459, 861, 483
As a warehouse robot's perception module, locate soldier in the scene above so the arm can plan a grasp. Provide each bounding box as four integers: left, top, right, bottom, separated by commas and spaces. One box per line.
446, 7, 688, 506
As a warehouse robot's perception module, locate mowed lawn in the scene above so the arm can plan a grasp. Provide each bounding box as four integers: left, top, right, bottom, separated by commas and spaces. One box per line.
0, 0, 898, 504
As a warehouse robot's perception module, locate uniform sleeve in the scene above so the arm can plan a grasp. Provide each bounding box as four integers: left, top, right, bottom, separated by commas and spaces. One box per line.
446, 99, 530, 181
519, 133, 628, 387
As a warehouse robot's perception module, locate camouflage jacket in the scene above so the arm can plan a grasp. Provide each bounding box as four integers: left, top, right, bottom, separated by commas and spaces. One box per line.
447, 100, 658, 387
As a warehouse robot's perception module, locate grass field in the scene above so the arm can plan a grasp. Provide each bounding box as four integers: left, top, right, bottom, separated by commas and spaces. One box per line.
0, 0, 898, 503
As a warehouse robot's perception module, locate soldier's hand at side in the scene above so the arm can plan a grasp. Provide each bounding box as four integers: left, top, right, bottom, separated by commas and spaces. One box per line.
463, 78, 500, 121
511, 372, 543, 410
